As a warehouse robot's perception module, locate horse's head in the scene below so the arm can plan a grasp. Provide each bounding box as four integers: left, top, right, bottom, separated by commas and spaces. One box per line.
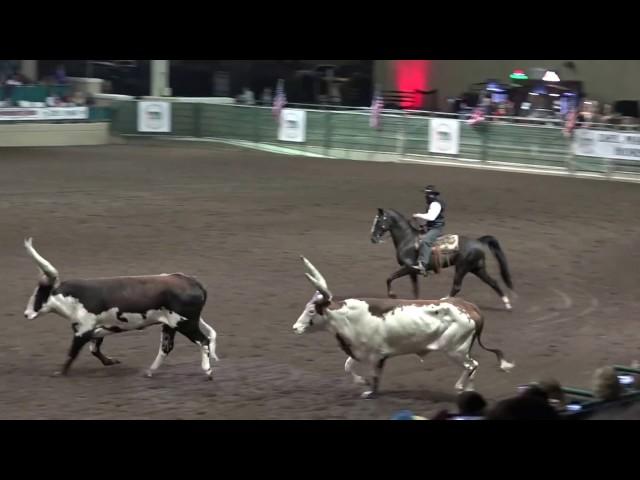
371, 208, 393, 244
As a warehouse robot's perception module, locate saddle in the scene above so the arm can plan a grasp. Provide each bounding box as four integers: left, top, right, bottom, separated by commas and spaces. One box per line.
415, 233, 460, 274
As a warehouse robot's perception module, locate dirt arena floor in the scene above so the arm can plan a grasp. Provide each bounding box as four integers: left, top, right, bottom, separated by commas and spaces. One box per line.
1, 139, 639, 419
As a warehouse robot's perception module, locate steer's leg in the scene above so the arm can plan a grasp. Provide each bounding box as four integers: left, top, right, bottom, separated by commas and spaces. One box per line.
177, 320, 214, 380
446, 339, 478, 392
54, 333, 92, 376
90, 338, 120, 366
199, 318, 219, 362
361, 357, 388, 399
145, 325, 176, 378
344, 356, 366, 385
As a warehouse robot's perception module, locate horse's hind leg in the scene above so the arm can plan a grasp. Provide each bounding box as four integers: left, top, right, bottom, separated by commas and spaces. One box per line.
449, 264, 470, 297
472, 266, 511, 310
386, 266, 412, 299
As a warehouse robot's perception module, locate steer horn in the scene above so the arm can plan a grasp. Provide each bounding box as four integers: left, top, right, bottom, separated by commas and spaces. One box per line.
24, 237, 59, 284
300, 256, 333, 300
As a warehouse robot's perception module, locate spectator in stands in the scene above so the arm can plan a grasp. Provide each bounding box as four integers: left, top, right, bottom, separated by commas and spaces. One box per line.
428, 391, 489, 420
261, 87, 272, 106
71, 90, 86, 106
589, 402, 640, 420
456, 391, 488, 417
54, 64, 67, 85
539, 378, 567, 411
592, 366, 622, 402
601, 104, 618, 126
577, 100, 600, 128
486, 385, 559, 420
3, 73, 23, 105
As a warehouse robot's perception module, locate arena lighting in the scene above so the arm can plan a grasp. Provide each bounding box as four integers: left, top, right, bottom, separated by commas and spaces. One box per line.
543, 70, 561, 82
509, 69, 528, 80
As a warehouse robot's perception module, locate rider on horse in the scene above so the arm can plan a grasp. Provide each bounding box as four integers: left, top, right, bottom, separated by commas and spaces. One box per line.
411, 185, 445, 276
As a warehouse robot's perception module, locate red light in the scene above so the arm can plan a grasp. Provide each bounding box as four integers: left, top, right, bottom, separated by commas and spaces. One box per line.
395, 60, 431, 109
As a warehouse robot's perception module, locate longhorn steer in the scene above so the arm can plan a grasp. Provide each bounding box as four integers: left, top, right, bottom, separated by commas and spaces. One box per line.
293, 256, 514, 398
23, 238, 218, 379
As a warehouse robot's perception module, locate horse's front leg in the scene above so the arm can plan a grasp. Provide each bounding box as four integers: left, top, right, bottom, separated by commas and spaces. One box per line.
387, 265, 413, 299
410, 273, 420, 299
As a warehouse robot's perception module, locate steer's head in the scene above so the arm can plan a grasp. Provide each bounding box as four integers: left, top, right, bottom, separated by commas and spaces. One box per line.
23, 238, 59, 320
293, 256, 334, 335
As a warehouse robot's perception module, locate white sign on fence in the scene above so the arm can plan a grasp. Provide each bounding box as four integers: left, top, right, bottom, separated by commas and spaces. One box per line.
0, 107, 89, 121
429, 118, 460, 155
573, 129, 640, 161
137, 101, 172, 132
278, 108, 306, 143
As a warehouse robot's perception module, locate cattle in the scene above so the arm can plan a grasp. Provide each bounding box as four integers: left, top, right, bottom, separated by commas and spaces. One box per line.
23, 238, 218, 379
293, 256, 514, 398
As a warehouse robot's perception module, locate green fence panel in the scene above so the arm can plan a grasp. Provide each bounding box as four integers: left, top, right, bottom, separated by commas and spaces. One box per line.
106, 101, 640, 179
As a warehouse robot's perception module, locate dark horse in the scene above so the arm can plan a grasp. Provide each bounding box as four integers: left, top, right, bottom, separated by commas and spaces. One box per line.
370, 208, 514, 310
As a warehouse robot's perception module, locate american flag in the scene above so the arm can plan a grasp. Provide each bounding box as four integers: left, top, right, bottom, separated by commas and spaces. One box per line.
370, 90, 384, 129
467, 105, 485, 126
273, 79, 287, 120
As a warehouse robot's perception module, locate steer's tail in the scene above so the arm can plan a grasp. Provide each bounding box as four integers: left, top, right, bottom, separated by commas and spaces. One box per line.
473, 316, 514, 372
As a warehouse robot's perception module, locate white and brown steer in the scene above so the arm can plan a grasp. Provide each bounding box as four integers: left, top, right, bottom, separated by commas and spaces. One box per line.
23, 238, 218, 379
293, 256, 514, 398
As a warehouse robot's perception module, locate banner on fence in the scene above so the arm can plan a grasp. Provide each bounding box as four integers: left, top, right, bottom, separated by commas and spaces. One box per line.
573, 129, 640, 161
429, 118, 460, 155
278, 108, 306, 143
137, 101, 171, 132
0, 107, 88, 121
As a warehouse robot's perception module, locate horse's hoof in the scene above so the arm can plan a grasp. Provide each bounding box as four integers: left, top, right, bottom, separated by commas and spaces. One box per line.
104, 358, 121, 366
51, 371, 65, 378
144, 370, 154, 378
361, 390, 378, 399
388, 293, 397, 299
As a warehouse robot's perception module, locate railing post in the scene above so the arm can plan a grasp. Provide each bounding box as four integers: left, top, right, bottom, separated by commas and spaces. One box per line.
194, 103, 202, 138
481, 123, 488, 162
566, 132, 575, 174
253, 106, 260, 143
605, 156, 613, 178
324, 110, 332, 157
397, 112, 406, 158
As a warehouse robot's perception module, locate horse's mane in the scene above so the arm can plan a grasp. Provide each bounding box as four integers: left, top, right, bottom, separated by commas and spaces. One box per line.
385, 208, 422, 233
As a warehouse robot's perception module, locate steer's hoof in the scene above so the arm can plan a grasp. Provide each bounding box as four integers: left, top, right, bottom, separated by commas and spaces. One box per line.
361, 390, 378, 400
144, 370, 154, 378
104, 358, 121, 366
51, 371, 65, 378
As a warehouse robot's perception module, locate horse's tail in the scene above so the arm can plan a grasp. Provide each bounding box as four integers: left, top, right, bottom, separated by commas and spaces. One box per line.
477, 235, 514, 290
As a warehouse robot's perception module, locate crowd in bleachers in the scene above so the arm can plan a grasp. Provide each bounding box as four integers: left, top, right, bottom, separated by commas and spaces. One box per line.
0, 61, 93, 108
392, 363, 640, 420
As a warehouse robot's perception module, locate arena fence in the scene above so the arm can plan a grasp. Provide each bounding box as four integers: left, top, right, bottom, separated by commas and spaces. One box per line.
109, 101, 640, 179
